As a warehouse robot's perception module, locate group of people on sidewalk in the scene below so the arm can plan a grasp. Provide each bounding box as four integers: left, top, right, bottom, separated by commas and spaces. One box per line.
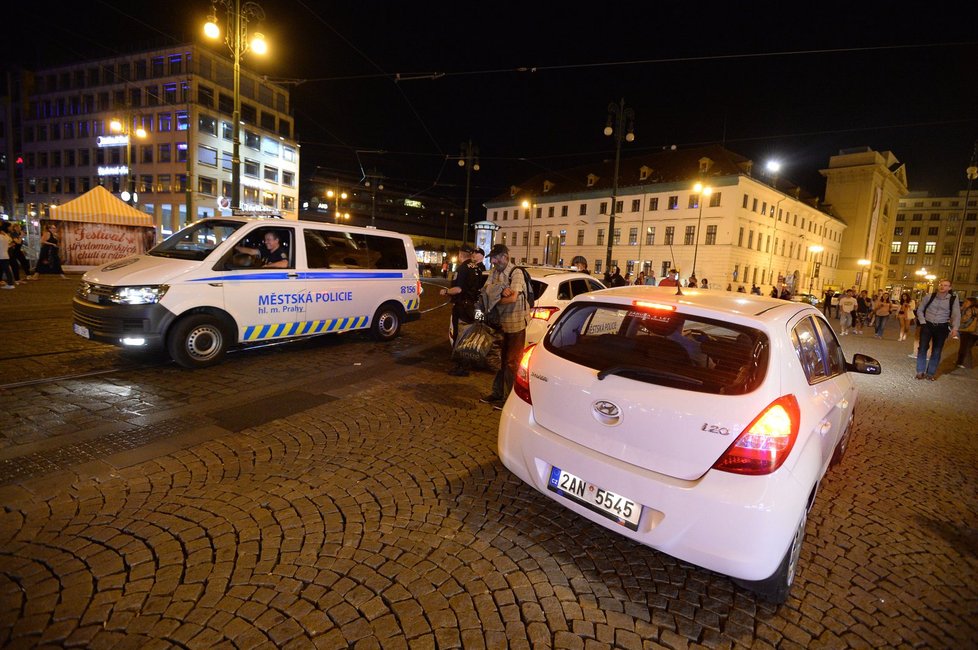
827, 281, 976, 380
0, 222, 66, 289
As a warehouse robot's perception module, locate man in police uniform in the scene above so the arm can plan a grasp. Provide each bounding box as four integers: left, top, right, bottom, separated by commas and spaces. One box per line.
235, 230, 289, 268
441, 245, 485, 375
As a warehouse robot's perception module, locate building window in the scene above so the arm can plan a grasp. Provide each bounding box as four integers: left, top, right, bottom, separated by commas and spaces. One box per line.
263, 166, 278, 183
738, 227, 744, 247
579, 203, 587, 216
907, 241, 919, 254
710, 192, 721, 207
631, 199, 641, 212
198, 85, 214, 107
894, 227, 904, 236
561, 205, 569, 217
668, 196, 679, 210
615, 200, 623, 214
245, 131, 260, 149
706, 225, 717, 245
688, 195, 698, 209
891, 241, 901, 253
577, 229, 584, 246
222, 122, 233, 140
748, 230, 755, 249
628, 227, 638, 245
613, 228, 621, 245
664, 227, 675, 245
197, 145, 218, 167
283, 146, 296, 162
752, 198, 758, 212
199, 115, 217, 136
158, 143, 171, 163
533, 231, 540, 246
599, 202, 607, 215
684, 226, 695, 245
244, 159, 259, 177
198, 176, 216, 195
176, 111, 189, 131
282, 171, 295, 187
645, 226, 655, 245
924, 241, 936, 254
649, 197, 658, 211
596, 229, 604, 246
176, 142, 188, 163
158, 113, 172, 132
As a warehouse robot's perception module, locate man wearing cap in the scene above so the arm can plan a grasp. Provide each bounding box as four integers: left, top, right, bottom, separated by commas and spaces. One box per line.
659, 268, 680, 287
441, 246, 485, 374
479, 244, 529, 406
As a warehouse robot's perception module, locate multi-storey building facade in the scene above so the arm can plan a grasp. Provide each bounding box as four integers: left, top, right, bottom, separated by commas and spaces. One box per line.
3, 43, 299, 234
485, 145, 847, 293
891, 190, 978, 297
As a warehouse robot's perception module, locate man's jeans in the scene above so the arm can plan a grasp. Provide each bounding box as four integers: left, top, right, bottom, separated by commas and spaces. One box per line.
917, 322, 951, 376
492, 329, 526, 399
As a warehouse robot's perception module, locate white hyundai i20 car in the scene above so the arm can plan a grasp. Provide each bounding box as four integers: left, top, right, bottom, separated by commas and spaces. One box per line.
497, 286, 881, 602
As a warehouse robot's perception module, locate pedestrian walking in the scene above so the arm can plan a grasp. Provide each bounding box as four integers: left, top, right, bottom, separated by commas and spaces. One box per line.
838, 289, 857, 335
914, 278, 961, 380
873, 292, 892, 338
0, 222, 16, 289
478, 244, 529, 407
855, 290, 872, 333
896, 292, 915, 341
659, 269, 680, 287
35, 224, 66, 278
955, 296, 977, 369
822, 288, 835, 318
9, 224, 32, 282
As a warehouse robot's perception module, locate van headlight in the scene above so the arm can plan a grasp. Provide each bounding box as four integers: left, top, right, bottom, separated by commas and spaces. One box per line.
109, 285, 170, 305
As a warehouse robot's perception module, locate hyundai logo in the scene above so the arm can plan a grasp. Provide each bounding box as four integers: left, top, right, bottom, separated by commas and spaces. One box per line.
592, 400, 622, 426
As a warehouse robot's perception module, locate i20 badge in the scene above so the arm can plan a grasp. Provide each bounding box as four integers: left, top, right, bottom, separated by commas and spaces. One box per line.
592, 400, 622, 426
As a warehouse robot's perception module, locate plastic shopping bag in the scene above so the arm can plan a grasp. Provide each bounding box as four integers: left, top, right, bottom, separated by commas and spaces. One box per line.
452, 321, 496, 366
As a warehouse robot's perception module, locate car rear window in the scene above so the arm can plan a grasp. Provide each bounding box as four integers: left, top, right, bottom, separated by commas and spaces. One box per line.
545, 302, 769, 395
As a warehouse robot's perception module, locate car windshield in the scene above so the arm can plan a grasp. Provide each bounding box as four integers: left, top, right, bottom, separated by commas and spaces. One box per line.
545, 302, 769, 395
148, 220, 245, 261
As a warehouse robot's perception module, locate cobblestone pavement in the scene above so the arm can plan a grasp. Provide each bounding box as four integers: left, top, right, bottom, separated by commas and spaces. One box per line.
0, 278, 976, 648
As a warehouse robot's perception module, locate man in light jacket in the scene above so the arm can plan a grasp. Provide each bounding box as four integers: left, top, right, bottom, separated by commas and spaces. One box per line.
914, 279, 961, 380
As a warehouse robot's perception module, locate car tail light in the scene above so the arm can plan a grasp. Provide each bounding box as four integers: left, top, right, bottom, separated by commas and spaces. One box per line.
513, 344, 537, 404
417, 280, 423, 295
713, 395, 800, 475
531, 306, 559, 321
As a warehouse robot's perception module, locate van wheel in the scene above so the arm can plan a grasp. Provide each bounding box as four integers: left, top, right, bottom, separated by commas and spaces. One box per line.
168, 314, 228, 368
371, 303, 402, 341
734, 510, 806, 604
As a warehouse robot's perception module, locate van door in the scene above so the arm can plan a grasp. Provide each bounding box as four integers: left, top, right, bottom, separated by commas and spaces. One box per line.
298, 226, 381, 334
221, 225, 302, 343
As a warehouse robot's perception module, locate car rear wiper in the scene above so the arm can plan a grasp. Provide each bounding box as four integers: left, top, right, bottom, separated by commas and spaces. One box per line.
597, 366, 703, 385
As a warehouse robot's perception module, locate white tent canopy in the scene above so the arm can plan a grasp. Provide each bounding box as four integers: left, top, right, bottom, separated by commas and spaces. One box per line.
49, 185, 154, 227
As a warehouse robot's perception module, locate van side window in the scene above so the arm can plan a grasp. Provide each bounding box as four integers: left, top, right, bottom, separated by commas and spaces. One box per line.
228, 226, 293, 269
304, 229, 408, 270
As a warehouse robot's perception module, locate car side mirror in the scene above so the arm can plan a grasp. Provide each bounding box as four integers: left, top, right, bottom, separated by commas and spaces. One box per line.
846, 353, 881, 375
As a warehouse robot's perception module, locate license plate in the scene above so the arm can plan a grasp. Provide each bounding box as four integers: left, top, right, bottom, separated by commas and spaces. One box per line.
548, 466, 642, 530
73, 323, 90, 339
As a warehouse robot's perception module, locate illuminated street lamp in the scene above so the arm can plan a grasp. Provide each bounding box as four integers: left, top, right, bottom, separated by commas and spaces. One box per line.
602, 98, 635, 278
522, 199, 533, 262
108, 117, 147, 204
326, 189, 349, 222
690, 182, 712, 278
858, 258, 871, 292
205, 0, 268, 211
807, 244, 824, 294
765, 160, 784, 285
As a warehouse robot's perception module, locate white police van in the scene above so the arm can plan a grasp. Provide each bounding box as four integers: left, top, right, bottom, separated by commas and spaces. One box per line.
72, 217, 422, 368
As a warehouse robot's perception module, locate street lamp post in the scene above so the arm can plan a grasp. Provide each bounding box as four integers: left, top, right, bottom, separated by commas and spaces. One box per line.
690, 182, 712, 278
950, 141, 978, 284
603, 98, 635, 278
457, 141, 479, 246
858, 258, 871, 292
327, 188, 348, 223
205, 0, 268, 212
109, 117, 147, 205
807, 244, 824, 294
765, 160, 783, 285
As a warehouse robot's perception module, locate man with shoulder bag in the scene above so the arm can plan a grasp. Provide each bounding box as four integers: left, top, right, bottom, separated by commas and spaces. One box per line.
478, 244, 529, 407
914, 278, 961, 380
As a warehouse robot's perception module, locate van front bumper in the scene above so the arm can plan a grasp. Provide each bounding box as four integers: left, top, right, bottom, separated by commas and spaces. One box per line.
72, 297, 177, 348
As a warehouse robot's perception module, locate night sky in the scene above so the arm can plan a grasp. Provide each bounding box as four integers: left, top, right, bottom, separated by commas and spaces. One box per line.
8, 1, 978, 210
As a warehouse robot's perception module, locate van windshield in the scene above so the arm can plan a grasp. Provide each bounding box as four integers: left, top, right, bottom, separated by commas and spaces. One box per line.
149, 220, 245, 261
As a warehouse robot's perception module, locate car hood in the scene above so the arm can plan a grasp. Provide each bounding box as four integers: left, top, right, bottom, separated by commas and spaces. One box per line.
81, 254, 203, 286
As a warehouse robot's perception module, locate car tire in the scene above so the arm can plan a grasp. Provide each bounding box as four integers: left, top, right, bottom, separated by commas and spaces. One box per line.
167, 314, 229, 368
371, 302, 402, 341
734, 509, 806, 604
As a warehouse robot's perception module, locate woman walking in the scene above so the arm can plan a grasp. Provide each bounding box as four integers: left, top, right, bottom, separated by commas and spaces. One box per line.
956, 296, 977, 369
35, 224, 66, 278
896, 292, 915, 341
0, 222, 16, 289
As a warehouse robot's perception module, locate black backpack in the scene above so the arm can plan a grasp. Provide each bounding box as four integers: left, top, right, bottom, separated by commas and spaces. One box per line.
508, 266, 536, 308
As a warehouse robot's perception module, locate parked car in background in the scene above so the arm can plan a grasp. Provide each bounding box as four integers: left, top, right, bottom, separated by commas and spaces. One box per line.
791, 292, 820, 306
498, 287, 881, 602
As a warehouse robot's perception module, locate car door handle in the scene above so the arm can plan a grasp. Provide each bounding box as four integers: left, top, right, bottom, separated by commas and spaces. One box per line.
837, 398, 849, 410
288, 273, 298, 279
819, 420, 832, 436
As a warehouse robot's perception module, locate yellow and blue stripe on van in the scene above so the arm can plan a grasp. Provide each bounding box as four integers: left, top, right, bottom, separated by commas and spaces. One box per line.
242, 316, 370, 341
